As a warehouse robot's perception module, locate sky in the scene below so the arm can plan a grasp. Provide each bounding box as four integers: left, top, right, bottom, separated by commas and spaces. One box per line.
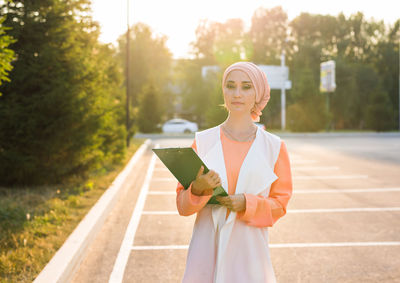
90, 0, 399, 59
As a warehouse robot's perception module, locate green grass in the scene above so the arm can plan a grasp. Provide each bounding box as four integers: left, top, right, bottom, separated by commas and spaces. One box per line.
0, 138, 146, 283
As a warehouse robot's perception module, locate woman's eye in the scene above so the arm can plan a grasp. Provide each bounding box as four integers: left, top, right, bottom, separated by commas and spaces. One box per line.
227, 84, 251, 90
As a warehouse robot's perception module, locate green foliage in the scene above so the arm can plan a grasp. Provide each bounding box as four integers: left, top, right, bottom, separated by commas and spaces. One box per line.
173, 59, 207, 126
365, 88, 394, 131
117, 23, 173, 132
137, 83, 163, 133
0, 138, 144, 282
250, 6, 288, 65
287, 68, 329, 132
0, 15, 16, 95
204, 71, 228, 128
0, 0, 126, 186
187, 8, 399, 132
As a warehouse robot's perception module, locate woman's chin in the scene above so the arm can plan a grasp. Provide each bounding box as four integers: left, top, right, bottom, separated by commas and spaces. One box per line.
228, 108, 251, 115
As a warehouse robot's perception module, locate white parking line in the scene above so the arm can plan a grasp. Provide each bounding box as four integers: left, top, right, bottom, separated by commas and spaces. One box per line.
152, 175, 369, 182
132, 245, 188, 250
141, 207, 400, 215
288, 207, 400, 213
108, 144, 159, 283
294, 175, 368, 180
296, 187, 400, 193
154, 166, 341, 173
148, 188, 400, 195
293, 166, 339, 170
131, 241, 400, 250
269, 241, 400, 248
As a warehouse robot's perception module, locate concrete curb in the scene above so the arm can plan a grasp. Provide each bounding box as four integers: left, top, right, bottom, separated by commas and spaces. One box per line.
34, 139, 152, 283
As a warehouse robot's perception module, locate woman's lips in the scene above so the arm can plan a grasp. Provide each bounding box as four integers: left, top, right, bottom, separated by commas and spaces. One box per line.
232, 102, 243, 105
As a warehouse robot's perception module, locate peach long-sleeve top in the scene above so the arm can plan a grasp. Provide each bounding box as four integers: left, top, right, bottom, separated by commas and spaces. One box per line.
176, 127, 293, 227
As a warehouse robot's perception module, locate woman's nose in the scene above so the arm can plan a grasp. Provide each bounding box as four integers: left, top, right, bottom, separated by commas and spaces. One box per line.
233, 87, 241, 97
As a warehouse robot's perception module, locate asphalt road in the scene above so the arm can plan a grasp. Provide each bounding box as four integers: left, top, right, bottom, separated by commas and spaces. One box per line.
72, 133, 400, 283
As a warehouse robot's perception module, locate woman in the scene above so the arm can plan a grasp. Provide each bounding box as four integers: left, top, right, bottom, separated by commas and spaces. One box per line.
176, 61, 293, 283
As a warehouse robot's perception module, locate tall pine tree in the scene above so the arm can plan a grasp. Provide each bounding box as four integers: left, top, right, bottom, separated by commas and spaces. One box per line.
0, 0, 126, 186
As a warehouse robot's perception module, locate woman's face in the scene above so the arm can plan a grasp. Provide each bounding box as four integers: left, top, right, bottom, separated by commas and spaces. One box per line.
223, 70, 256, 115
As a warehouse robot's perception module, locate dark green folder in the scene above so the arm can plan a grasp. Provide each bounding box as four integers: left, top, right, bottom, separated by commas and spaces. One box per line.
152, 147, 228, 205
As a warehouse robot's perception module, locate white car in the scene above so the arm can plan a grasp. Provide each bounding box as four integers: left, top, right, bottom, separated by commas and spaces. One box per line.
162, 118, 198, 133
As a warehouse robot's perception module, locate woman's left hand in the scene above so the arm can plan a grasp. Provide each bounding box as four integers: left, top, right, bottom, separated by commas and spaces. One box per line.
215, 194, 246, 212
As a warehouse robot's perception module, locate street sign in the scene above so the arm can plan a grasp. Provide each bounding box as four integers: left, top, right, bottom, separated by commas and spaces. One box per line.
320, 60, 336, 92
257, 65, 291, 90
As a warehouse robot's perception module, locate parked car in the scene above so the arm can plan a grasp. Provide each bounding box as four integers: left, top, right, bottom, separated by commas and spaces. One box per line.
254, 122, 266, 130
162, 118, 198, 133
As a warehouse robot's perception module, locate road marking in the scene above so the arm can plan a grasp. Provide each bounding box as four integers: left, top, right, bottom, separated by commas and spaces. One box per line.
142, 207, 400, 215
131, 241, 400, 250
154, 166, 342, 173
293, 166, 339, 170
294, 175, 368, 180
288, 207, 400, 213
132, 245, 188, 250
296, 187, 400, 193
269, 242, 400, 248
109, 144, 159, 283
152, 175, 369, 182
147, 188, 400, 195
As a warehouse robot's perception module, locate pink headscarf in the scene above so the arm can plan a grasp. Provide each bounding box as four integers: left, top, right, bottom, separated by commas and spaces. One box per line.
222, 61, 271, 122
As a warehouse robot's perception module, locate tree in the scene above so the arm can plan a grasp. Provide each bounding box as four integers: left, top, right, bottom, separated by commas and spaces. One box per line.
117, 23, 173, 132
249, 6, 288, 65
204, 70, 228, 128
190, 18, 248, 67
0, 13, 15, 95
182, 18, 249, 127
137, 83, 162, 133
370, 20, 400, 129
0, 0, 126, 185
173, 58, 210, 127
365, 87, 393, 131
287, 68, 329, 132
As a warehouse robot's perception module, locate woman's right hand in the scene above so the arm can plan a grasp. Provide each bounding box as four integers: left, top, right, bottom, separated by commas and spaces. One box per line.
191, 166, 222, 196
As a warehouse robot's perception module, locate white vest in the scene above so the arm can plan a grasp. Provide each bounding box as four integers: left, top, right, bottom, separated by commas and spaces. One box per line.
182, 124, 282, 283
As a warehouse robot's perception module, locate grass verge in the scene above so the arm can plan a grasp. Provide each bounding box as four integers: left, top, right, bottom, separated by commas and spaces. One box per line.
0, 138, 146, 283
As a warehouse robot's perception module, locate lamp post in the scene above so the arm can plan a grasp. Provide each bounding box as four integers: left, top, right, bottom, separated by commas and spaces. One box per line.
281, 37, 289, 131
126, 0, 131, 146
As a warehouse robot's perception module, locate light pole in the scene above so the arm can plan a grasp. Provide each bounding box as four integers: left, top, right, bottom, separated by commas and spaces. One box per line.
281, 37, 289, 131
126, 0, 131, 146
